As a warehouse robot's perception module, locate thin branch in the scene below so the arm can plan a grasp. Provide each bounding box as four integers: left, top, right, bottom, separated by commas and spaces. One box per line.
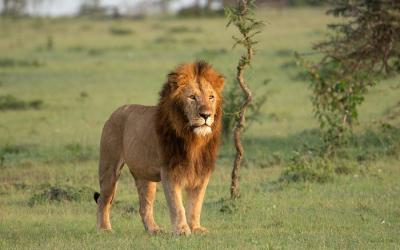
228, 0, 262, 199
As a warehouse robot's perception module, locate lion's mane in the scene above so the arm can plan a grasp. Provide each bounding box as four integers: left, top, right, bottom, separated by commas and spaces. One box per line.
155, 61, 224, 186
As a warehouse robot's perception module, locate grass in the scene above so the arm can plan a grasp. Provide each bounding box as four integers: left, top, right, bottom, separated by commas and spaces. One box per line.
0, 8, 399, 249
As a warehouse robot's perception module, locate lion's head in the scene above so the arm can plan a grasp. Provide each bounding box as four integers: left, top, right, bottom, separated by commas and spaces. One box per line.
157, 61, 224, 138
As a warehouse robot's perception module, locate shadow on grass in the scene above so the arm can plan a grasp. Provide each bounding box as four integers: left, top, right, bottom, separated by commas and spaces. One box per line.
220, 128, 323, 167
220, 124, 400, 167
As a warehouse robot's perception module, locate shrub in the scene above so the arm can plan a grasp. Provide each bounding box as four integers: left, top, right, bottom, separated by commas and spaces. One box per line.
298, 1, 400, 154
279, 153, 334, 183
109, 27, 134, 36
0, 95, 43, 111
28, 185, 95, 206
0, 58, 42, 68
87, 48, 103, 56
219, 198, 239, 213
168, 26, 202, 33
153, 36, 177, 44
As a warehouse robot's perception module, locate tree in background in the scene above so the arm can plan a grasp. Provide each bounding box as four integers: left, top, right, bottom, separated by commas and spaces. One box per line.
159, 0, 177, 14
177, 0, 224, 17
1, 0, 50, 17
223, 0, 324, 7
225, 0, 264, 199
299, 0, 400, 154
1, 0, 26, 16
206, 0, 213, 11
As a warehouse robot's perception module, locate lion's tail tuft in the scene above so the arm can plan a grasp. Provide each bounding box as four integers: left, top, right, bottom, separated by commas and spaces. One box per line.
93, 192, 100, 204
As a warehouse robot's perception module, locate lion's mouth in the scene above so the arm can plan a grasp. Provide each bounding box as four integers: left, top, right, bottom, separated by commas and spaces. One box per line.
192, 125, 212, 136
193, 124, 209, 128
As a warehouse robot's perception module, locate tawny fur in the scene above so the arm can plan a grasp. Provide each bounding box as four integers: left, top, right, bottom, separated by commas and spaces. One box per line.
95, 61, 224, 235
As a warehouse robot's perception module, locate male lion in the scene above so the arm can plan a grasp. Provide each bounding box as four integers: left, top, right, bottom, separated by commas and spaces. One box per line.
94, 61, 224, 235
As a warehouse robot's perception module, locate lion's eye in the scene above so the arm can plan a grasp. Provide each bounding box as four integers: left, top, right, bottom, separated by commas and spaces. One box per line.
209, 95, 215, 100
189, 95, 196, 100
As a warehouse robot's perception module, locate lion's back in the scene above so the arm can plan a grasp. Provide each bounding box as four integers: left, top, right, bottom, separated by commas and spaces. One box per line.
103, 104, 157, 135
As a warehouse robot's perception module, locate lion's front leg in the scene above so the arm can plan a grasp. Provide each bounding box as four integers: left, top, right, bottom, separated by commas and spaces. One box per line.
161, 168, 191, 236
135, 179, 163, 235
186, 175, 210, 234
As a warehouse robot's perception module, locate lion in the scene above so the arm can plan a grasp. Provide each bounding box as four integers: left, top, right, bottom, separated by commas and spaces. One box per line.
94, 61, 224, 235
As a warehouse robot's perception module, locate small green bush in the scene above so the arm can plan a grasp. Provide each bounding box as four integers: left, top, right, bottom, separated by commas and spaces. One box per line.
0, 58, 43, 68
219, 198, 239, 213
169, 26, 191, 33
168, 26, 202, 33
279, 153, 334, 183
87, 48, 103, 56
0, 95, 43, 111
28, 185, 95, 206
275, 49, 294, 57
153, 36, 177, 44
109, 27, 134, 36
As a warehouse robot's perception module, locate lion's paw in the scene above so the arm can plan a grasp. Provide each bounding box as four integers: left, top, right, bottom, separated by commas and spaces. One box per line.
174, 224, 191, 236
192, 226, 209, 234
97, 228, 113, 233
147, 226, 165, 236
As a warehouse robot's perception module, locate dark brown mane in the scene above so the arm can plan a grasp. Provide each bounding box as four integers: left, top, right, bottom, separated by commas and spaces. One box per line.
155, 61, 224, 186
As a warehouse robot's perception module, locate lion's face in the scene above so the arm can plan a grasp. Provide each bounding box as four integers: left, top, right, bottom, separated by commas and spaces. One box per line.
180, 79, 219, 136
160, 61, 224, 138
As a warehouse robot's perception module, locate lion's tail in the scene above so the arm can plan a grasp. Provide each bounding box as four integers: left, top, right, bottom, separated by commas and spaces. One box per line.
93, 192, 100, 204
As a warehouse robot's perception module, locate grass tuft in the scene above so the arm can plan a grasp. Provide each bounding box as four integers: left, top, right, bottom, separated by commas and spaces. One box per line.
64, 143, 97, 162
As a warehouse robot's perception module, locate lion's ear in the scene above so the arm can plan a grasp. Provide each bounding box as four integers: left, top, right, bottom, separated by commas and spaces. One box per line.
167, 72, 187, 89
167, 72, 178, 88
211, 74, 225, 93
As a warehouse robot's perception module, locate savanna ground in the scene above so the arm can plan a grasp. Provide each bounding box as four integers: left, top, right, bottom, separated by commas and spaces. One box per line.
0, 8, 399, 249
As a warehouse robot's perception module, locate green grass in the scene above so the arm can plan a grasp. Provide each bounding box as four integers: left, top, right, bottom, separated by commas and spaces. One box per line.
0, 8, 399, 249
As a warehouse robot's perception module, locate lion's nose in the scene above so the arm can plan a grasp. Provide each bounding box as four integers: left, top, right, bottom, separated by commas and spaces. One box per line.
199, 112, 211, 120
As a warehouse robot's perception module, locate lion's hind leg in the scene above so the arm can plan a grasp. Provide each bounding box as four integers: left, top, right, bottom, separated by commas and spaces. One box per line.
135, 179, 163, 235
96, 124, 124, 231
96, 157, 124, 231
